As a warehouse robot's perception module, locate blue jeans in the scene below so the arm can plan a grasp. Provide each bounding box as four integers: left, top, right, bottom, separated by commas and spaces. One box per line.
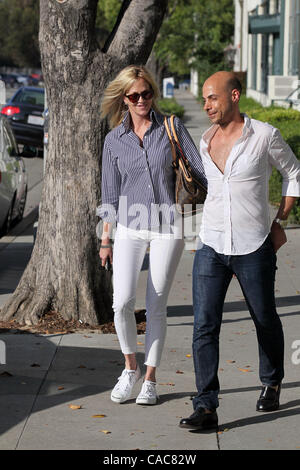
192, 235, 284, 411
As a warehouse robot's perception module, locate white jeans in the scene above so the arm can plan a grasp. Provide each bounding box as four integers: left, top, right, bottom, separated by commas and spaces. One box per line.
112, 223, 184, 367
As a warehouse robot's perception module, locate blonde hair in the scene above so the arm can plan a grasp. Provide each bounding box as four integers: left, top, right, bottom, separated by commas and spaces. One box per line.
100, 65, 161, 129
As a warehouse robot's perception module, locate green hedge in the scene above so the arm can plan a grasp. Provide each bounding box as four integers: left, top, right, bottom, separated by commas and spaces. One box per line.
158, 98, 185, 118
239, 96, 300, 224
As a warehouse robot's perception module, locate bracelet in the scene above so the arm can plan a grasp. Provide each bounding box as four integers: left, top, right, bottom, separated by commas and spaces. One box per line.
274, 218, 284, 227
100, 244, 112, 248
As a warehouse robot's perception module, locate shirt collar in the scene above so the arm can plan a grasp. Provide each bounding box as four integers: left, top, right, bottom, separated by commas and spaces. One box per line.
202, 113, 253, 145
119, 108, 165, 136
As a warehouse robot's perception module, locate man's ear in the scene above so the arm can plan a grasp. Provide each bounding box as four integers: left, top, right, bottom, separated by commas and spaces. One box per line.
232, 89, 240, 103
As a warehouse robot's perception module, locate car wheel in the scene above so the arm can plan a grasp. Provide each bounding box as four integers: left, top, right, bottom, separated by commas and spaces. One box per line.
16, 185, 27, 222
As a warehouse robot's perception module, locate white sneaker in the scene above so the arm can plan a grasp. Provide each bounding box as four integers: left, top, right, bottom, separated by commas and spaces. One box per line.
136, 380, 159, 405
111, 365, 141, 403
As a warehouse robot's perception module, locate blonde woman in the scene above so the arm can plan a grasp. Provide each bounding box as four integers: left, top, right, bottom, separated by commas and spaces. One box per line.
98, 65, 206, 405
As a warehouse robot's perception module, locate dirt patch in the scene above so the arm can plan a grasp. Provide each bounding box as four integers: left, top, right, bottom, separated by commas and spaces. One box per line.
0, 309, 146, 335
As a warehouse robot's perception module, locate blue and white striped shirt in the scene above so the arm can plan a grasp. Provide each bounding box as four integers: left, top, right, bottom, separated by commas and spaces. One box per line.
97, 109, 207, 230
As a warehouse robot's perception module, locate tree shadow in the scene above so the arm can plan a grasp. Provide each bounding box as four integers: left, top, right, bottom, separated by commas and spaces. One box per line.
0, 332, 146, 442
219, 404, 300, 432
167, 295, 300, 327
218, 381, 300, 431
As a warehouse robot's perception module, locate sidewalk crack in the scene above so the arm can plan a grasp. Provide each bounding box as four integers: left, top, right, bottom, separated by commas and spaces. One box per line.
14, 334, 63, 450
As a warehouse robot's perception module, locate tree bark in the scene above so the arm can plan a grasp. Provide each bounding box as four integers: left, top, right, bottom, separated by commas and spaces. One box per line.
1, 0, 167, 325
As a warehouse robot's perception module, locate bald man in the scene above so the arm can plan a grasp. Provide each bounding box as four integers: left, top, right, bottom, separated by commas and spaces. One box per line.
179, 71, 300, 431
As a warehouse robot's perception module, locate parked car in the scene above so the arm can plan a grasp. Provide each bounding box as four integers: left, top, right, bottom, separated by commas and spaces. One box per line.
0, 115, 28, 236
1, 86, 45, 151
16, 74, 30, 86
28, 73, 43, 86
0, 73, 18, 88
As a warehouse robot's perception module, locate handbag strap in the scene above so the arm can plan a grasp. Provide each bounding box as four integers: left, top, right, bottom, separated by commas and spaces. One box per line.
169, 115, 186, 162
164, 115, 193, 182
165, 115, 189, 164
164, 116, 177, 166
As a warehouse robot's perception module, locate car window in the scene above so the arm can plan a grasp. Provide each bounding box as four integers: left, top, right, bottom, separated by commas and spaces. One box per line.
13, 89, 44, 106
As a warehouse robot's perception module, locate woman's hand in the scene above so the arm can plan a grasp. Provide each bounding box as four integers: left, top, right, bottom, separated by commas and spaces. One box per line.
99, 244, 113, 269
99, 223, 113, 269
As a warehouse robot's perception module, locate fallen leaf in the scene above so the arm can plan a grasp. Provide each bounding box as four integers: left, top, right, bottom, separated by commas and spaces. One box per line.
238, 368, 252, 373
57, 386, 64, 390
68, 404, 82, 410
137, 342, 144, 345
226, 360, 236, 364
176, 370, 184, 374
77, 365, 86, 368
100, 430, 111, 434
92, 414, 107, 418
186, 354, 192, 358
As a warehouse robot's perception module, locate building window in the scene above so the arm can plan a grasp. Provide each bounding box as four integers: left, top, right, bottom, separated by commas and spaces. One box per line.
262, 0, 270, 14
289, 0, 300, 75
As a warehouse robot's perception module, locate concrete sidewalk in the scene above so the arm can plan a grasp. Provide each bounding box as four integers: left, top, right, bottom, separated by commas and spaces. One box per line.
0, 90, 300, 451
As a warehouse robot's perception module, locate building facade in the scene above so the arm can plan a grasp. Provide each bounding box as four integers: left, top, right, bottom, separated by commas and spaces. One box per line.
234, 0, 300, 108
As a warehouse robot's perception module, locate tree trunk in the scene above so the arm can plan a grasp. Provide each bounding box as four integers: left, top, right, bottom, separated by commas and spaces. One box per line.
1, 0, 167, 325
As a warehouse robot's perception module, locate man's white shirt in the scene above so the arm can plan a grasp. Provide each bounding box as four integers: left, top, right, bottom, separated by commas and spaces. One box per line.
200, 114, 300, 255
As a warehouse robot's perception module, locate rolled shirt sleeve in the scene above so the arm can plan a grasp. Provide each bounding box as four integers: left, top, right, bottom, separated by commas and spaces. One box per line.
268, 128, 300, 197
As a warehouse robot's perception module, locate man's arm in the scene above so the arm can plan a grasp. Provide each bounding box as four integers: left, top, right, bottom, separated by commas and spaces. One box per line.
268, 128, 300, 252
271, 196, 298, 252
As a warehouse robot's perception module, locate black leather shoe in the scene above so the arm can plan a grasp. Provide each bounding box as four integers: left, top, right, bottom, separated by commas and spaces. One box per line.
179, 407, 218, 430
256, 384, 281, 412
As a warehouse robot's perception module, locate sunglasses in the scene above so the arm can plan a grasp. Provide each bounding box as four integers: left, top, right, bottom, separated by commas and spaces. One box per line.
125, 89, 154, 103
